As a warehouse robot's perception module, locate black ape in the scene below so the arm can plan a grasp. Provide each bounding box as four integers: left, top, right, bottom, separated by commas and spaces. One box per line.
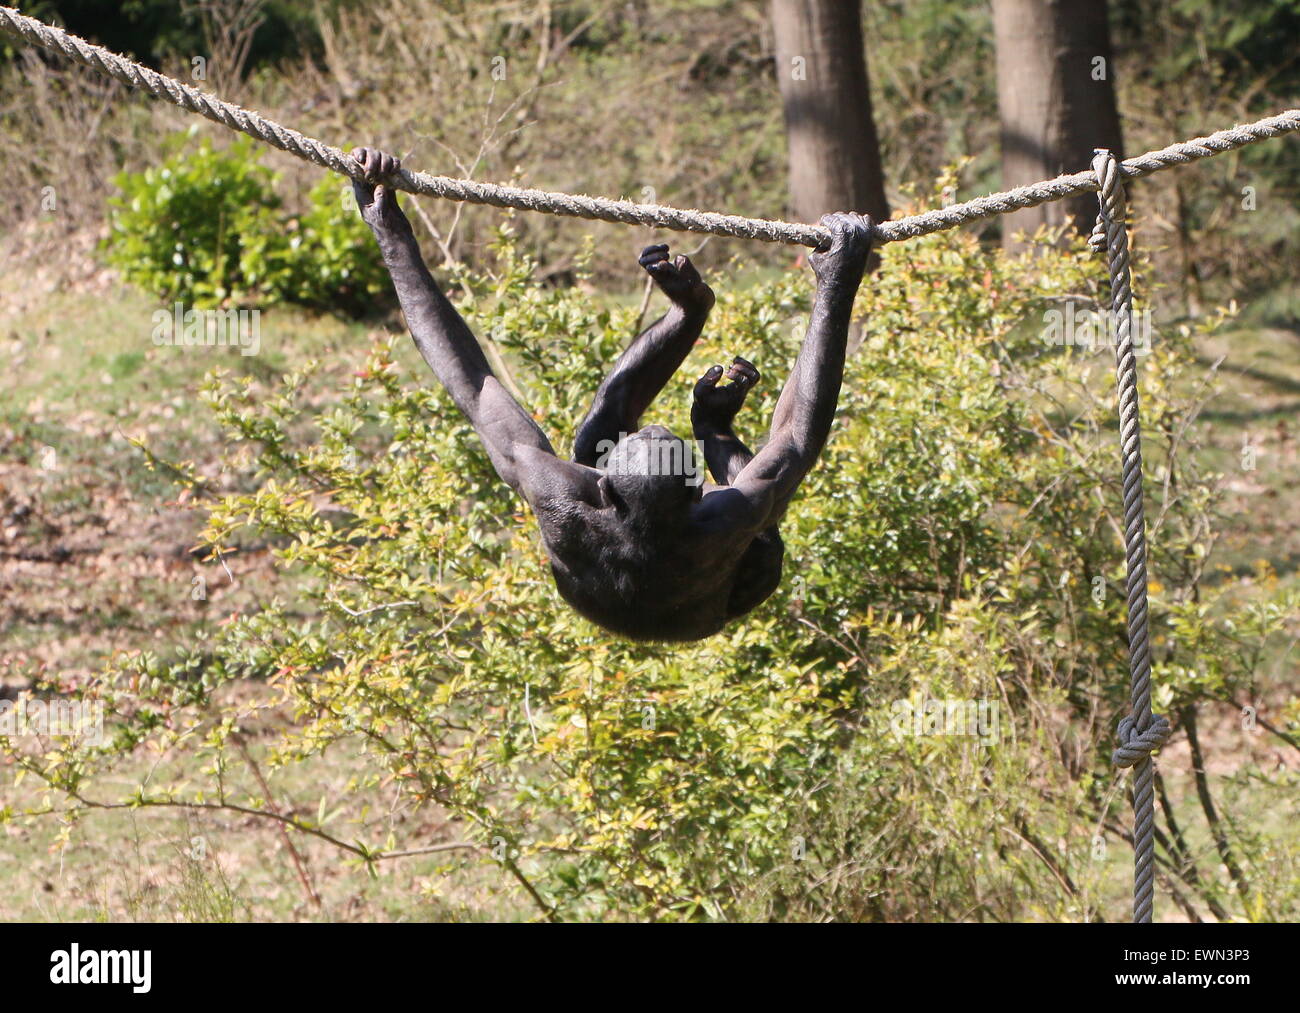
351, 147, 872, 641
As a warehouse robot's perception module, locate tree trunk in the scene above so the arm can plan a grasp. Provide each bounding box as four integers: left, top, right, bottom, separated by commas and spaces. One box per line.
770, 0, 889, 226
992, 0, 1124, 251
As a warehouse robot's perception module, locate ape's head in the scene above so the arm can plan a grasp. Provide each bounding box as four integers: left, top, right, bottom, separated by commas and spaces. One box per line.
598, 425, 702, 525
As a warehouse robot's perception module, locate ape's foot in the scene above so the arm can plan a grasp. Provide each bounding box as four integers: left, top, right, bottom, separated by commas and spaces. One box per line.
692, 355, 759, 435
638, 244, 715, 310
717, 356, 759, 390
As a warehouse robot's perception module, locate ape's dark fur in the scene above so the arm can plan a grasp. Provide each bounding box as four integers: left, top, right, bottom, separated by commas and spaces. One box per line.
352, 147, 872, 641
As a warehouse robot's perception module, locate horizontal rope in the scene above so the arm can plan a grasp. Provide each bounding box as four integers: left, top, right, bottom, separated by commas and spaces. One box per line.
1, 4, 1298, 249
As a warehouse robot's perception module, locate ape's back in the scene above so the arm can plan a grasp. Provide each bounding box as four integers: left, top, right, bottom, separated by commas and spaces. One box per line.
539, 505, 783, 642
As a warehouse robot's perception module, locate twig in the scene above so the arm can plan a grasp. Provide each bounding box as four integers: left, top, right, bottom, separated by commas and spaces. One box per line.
233, 733, 321, 908
1179, 704, 1258, 912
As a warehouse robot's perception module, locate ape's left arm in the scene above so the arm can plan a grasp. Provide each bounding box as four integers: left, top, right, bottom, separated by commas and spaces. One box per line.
351, 147, 557, 499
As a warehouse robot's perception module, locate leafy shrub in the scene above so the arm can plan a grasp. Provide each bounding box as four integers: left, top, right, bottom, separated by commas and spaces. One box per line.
105, 129, 387, 317
284, 175, 391, 316
106, 131, 286, 307
13, 203, 1298, 921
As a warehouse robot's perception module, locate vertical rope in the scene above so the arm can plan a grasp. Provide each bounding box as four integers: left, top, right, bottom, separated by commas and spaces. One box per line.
1091, 149, 1173, 924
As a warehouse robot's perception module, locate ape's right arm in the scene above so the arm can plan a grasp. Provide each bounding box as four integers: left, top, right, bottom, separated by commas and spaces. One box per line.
352, 148, 556, 497
725, 213, 874, 530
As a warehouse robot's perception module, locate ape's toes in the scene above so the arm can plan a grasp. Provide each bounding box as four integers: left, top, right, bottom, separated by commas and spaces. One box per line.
638, 244, 670, 268
694, 365, 724, 394
729, 356, 760, 385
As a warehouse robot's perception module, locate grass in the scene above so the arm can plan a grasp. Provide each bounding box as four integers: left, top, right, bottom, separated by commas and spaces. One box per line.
0, 276, 377, 676
1192, 321, 1300, 584
0, 725, 529, 922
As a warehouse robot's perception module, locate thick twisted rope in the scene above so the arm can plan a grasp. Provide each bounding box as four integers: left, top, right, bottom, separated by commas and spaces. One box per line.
2, 4, 1298, 249
1091, 150, 1172, 925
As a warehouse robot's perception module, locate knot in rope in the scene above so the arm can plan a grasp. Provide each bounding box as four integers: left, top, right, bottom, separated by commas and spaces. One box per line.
1088, 216, 1109, 253
1112, 713, 1172, 768
1090, 149, 1127, 254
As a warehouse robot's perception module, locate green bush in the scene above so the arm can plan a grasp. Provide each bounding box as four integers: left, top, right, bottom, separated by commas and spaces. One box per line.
106, 132, 286, 307
13, 204, 1298, 921
284, 175, 392, 316
105, 130, 388, 317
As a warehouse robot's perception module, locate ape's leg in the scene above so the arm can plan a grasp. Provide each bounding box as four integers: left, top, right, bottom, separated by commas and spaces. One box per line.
691, 357, 761, 485
352, 147, 555, 497
726, 527, 785, 619
572, 245, 714, 466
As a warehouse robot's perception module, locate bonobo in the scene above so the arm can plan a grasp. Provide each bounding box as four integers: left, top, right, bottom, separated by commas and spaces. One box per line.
351, 147, 872, 641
